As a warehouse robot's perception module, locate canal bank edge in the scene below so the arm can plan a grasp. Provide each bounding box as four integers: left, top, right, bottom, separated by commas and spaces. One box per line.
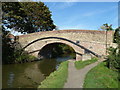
38, 61, 69, 88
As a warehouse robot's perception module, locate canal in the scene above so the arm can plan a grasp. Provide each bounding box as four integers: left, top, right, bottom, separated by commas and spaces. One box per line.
2, 55, 74, 88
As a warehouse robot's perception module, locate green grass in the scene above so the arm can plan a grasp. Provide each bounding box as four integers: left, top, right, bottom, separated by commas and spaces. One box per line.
84, 61, 119, 88
38, 61, 68, 88
75, 57, 98, 69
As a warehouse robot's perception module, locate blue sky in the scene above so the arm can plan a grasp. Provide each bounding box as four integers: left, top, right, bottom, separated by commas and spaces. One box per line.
11, 1, 119, 35
44, 2, 118, 30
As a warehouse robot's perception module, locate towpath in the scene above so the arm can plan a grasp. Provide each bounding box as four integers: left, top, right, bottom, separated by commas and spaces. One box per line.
64, 59, 104, 88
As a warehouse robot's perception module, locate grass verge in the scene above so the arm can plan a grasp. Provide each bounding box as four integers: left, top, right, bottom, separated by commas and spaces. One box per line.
75, 57, 98, 69
84, 61, 119, 88
38, 61, 68, 88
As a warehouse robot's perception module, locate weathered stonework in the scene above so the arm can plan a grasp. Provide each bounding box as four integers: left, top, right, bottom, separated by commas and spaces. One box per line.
17, 30, 115, 61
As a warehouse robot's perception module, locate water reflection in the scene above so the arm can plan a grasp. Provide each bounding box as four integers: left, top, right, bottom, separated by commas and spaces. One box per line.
2, 61, 45, 88
38, 59, 57, 76
2, 56, 72, 88
7, 72, 14, 88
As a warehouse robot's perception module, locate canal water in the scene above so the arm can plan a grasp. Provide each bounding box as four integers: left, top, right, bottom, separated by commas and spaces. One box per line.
2, 55, 74, 88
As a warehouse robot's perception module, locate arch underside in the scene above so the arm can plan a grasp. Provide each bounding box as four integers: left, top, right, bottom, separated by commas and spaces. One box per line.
38, 42, 76, 59
24, 39, 95, 61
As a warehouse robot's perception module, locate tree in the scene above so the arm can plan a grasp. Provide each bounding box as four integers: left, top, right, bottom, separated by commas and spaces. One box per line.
2, 2, 56, 33
114, 27, 120, 64
107, 27, 120, 70
114, 27, 120, 44
100, 23, 113, 31
2, 27, 14, 64
2, 24, 36, 64
100, 23, 113, 55
2, 30, 36, 64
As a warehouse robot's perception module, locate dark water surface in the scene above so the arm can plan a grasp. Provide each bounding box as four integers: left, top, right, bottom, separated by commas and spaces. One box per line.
2, 56, 73, 88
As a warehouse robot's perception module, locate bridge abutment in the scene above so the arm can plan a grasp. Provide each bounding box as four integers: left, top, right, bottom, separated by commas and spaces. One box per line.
76, 54, 82, 61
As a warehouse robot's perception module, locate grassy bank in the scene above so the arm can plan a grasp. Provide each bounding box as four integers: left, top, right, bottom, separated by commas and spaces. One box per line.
75, 57, 98, 69
38, 61, 68, 88
84, 61, 119, 88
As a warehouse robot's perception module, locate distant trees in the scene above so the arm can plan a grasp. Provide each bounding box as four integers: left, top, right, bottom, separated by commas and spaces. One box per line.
2, 2, 56, 33
39, 43, 75, 59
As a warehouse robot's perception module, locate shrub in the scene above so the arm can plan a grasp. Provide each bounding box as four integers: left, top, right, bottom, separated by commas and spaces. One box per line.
107, 47, 120, 70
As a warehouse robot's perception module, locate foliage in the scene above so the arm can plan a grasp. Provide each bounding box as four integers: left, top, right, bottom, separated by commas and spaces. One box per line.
48, 43, 75, 58
100, 23, 113, 31
75, 57, 98, 69
3, 47, 37, 64
38, 61, 68, 88
59, 44, 75, 54
107, 27, 120, 70
106, 47, 120, 70
2, 2, 56, 33
2, 29, 37, 64
2, 40, 37, 64
114, 27, 120, 44
13, 50, 37, 63
2, 29, 14, 64
84, 62, 118, 88
52, 44, 75, 57
2, 1, 55, 64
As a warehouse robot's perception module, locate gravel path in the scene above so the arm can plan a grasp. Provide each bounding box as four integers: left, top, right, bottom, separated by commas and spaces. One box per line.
64, 59, 103, 88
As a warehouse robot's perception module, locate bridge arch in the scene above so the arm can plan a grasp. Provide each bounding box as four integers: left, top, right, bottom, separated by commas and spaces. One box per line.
23, 37, 85, 60
18, 30, 114, 60
38, 42, 76, 59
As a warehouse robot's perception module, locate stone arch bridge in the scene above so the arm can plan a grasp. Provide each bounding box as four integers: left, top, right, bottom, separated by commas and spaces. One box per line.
17, 30, 115, 61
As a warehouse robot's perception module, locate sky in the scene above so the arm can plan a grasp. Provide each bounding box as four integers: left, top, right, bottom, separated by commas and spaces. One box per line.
43, 2, 118, 30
